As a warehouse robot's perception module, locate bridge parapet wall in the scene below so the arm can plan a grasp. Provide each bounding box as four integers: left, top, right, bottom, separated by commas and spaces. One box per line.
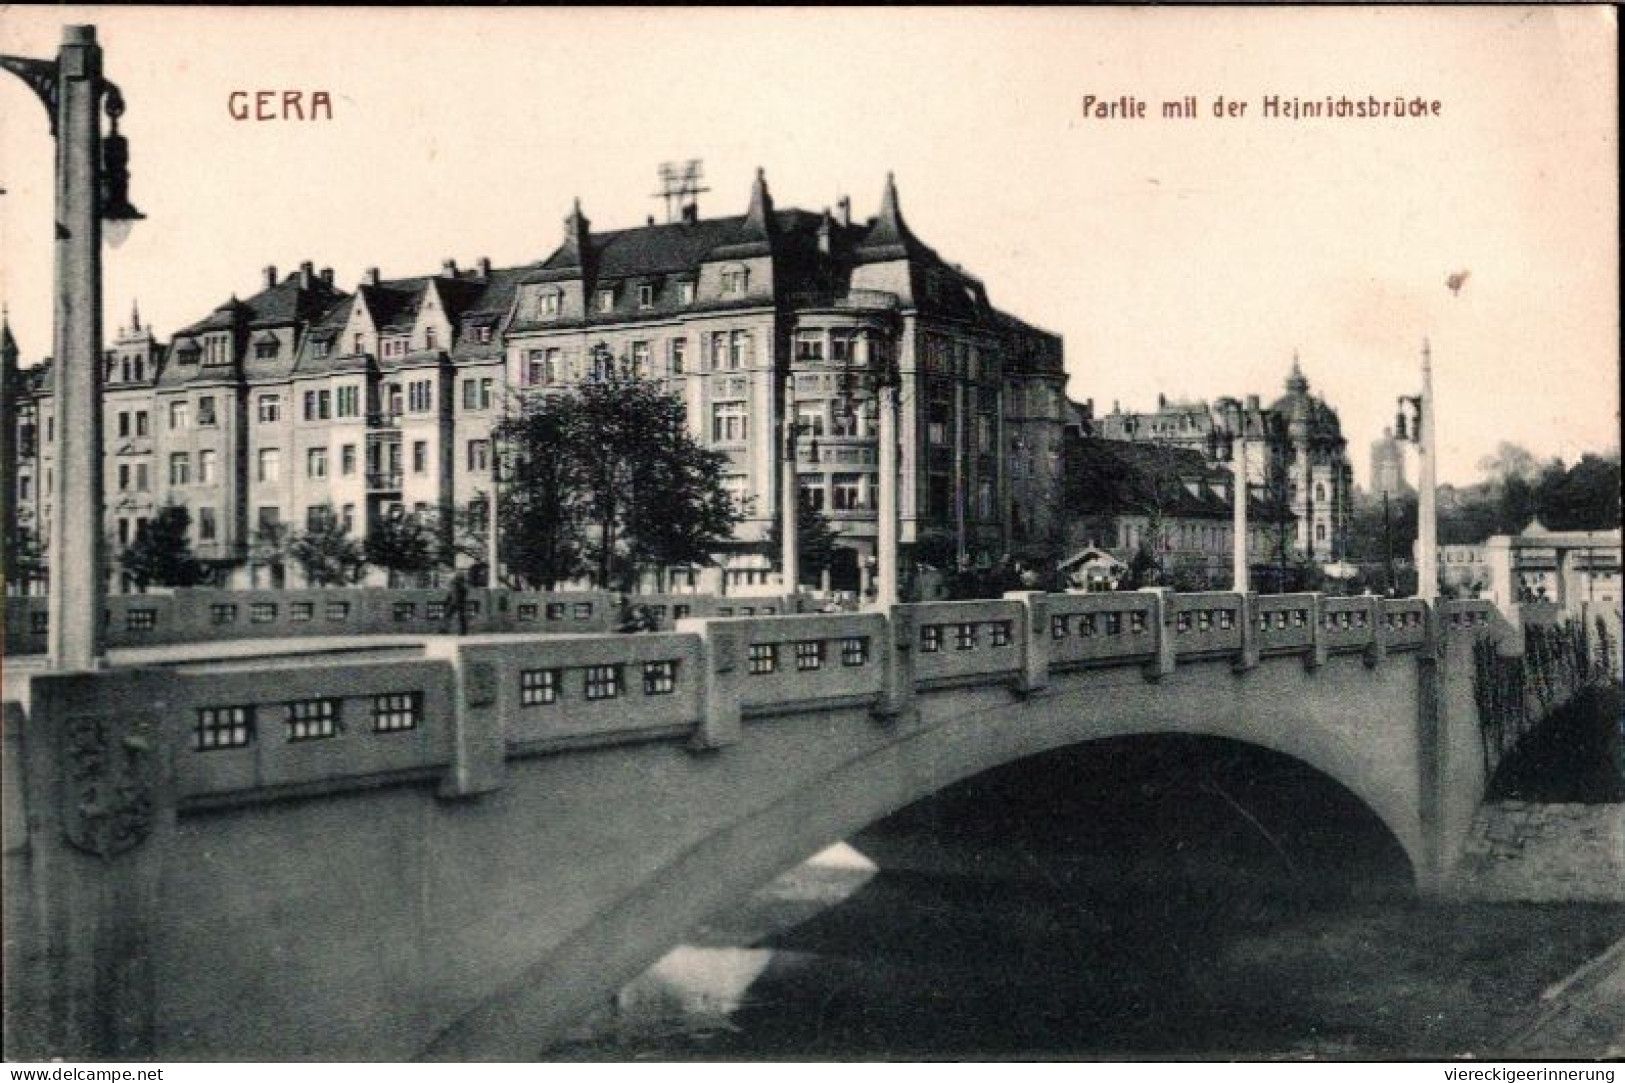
902, 599, 1025, 687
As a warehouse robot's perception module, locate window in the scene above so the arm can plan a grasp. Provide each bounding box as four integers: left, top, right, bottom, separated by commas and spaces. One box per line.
210, 603, 238, 625
748, 643, 778, 674
991, 621, 1012, 647
169, 452, 190, 486
631, 341, 651, 379
371, 692, 420, 733
721, 268, 747, 296
424, 326, 437, 351
326, 600, 351, 622
829, 330, 855, 363
341, 444, 357, 476
126, 608, 157, 631
198, 396, 217, 426
117, 411, 130, 438
832, 474, 866, 512
285, 698, 341, 742
195, 705, 254, 751
921, 625, 943, 653
135, 410, 149, 437
955, 623, 979, 651
340, 503, 356, 531
573, 602, 593, 620
251, 602, 278, 624
467, 439, 490, 472
712, 402, 748, 443
516, 604, 539, 623
198, 449, 217, 484
597, 287, 616, 313
638, 284, 655, 309
413, 441, 428, 474
669, 338, 687, 375
1104, 612, 1122, 635
462, 379, 478, 410
118, 463, 131, 491
169, 401, 190, 430
258, 448, 281, 482
307, 447, 328, 478
679, 281, 696, 305
255, 338, 278, 360
642, 660, 678, 695
258, 394, 281, 423
539, 291, 561, 317
408, 380, 433, 413
584, 665, 622, 700
795, 640, 826, 671
1051, 614, 1069, 640
729, 330, 752, 369
521, 668, 561, 706
1130, 612, 1148, 635
796, 405, 826, 437
841, 637, 869, 666
336, 385, 359, 418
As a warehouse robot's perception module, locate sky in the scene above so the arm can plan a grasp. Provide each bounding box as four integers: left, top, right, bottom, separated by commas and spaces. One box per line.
1, 5, 1617, 487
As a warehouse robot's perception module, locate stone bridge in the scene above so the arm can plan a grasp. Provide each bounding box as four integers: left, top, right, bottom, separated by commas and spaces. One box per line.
2, 590, 1510, 1060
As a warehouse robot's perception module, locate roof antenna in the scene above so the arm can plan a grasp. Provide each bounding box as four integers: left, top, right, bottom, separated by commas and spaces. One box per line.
653, 159, 709, 223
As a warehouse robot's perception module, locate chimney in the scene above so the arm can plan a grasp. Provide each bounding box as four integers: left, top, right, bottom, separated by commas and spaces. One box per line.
562, 198, 591, 265
263, 264, 278, 290
363, 267, 381, 287
1157, 393, 1166, 408
477, 257, 491, 278
647, 215, 655, 226
320, 267, 334, 287
681, 202, 698, 225
299, 261, 314, 288
1246, 394, 1260, 411
442, 259, 458, 278
818, 209, 833, 255
837, 196, 851, 227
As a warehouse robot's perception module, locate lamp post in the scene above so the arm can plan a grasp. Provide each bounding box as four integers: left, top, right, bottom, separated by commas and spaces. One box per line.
1206, 423, 1248, 592
3, 25, 144, 670
1397, 338, 1437, 602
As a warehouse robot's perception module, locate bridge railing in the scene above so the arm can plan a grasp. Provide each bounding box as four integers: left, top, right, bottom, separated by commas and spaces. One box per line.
18, 591, 1511, 817
1170, 592, 1246, 658
715, 612, 889, 715
1382, 597, 1430, 650
902, 599, 1025, 687
1255, 594, 1317, 653
452, 632, 706, 758
1044, 591, 1160, 671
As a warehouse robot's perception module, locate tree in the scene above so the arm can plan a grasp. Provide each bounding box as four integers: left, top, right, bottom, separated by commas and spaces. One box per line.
120, 501, 205, 589
765, 488, 839, 588
1540, 453, 1621, 530
288, 505, 367, 586
364, 511, 440, 584
1477, 441, 1543, 486
494, 390, 585, 590
497, 343, 740, 592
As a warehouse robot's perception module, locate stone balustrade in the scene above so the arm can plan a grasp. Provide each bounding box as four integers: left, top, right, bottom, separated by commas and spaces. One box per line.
14, 591, 1492, 820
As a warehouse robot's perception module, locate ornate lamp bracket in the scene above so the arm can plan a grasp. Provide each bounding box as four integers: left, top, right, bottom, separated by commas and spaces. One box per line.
0, 54, 61, 135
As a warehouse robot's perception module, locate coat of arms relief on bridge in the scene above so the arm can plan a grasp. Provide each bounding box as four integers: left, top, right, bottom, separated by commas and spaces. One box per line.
62, 712, 159, 858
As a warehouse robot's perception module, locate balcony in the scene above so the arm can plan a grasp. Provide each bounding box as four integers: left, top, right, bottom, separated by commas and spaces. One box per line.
366, 412, 403, 431
367, 471, 403, 492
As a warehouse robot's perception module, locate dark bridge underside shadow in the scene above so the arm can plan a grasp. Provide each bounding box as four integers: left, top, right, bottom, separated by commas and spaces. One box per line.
548, 735, 1418, 1059
591, 736, 1417, 1059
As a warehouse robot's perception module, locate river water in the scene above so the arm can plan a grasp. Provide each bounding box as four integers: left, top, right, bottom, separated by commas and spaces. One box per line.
552, 737, 1625, 1060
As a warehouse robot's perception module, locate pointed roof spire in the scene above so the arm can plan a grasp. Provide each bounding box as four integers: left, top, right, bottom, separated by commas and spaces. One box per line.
856, 170, 926, 263
743, 166, 774, 238
130, 298, 141, 332
1, 304, 14, 356
1287, 351, 1308, 393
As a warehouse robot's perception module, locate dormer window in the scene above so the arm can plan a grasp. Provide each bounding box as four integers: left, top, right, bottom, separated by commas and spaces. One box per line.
637, 283, 655, 309
312, 339, 331, 360
255, 339, 278, 360
721, 268, 747, 297
424, 326, 437, 350
353, 332, 364, 354
679, 281, 696, 305
539, 291, 560, 318
597, 287, 616, 313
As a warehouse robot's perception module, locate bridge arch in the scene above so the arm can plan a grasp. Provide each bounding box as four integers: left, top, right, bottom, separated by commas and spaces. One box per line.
423, 655, 1429, 1060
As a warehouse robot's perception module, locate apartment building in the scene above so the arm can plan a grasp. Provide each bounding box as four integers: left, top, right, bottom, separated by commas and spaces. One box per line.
4, 169, 1068, 595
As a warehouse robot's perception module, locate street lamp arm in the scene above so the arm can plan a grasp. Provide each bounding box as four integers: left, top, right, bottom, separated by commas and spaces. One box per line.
0, 54, 61, 134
